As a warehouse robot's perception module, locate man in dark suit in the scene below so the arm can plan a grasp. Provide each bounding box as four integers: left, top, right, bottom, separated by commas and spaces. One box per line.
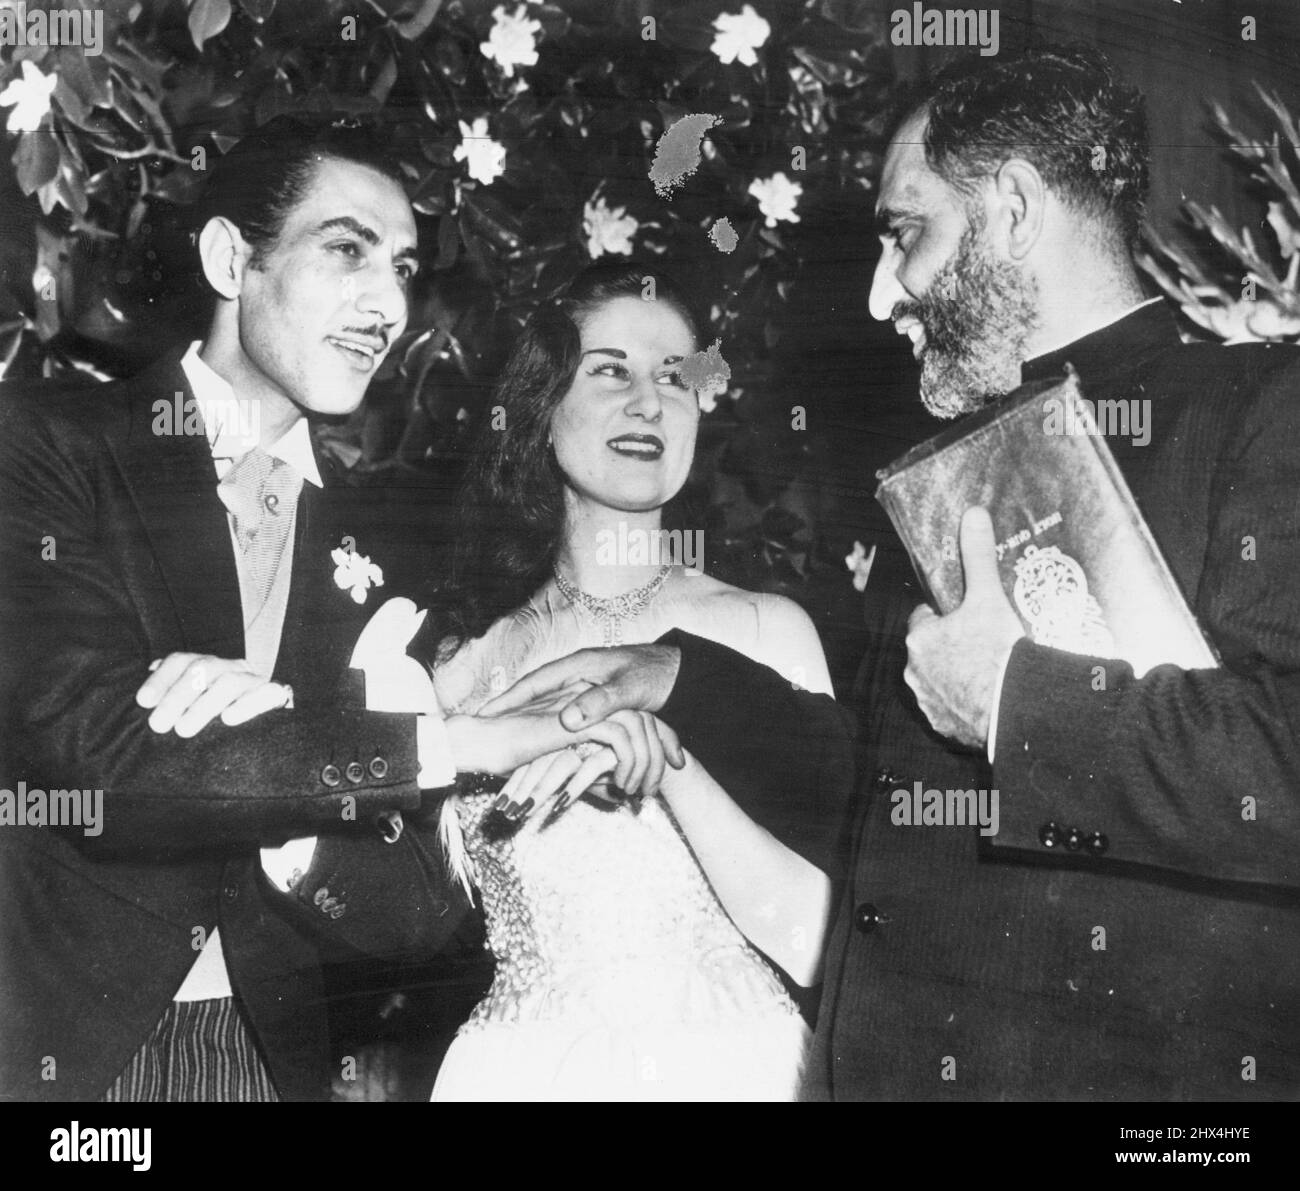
0, 114, 669, 1102
805, 43, 1300, 1101
491, 45, 1300, 1100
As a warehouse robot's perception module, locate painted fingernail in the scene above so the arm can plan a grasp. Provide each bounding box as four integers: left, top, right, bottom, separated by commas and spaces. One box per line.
553, 793, 570, 814
518, 797, 535, 818
493, 794, 509, 812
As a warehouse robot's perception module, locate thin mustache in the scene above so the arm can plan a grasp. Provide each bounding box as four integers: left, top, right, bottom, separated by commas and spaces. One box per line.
338, 326, 389, 350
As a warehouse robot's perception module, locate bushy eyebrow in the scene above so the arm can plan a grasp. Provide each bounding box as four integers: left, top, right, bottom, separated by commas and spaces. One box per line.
315, 215, 419, 263
315, 215, 379, 243
875, 204, 919, 235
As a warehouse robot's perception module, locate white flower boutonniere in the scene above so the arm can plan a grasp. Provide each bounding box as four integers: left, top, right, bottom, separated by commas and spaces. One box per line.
845, 540, 876, 593
332, 546, 385, 605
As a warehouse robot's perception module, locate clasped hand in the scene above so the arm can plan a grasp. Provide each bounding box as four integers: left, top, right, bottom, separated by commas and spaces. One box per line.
132, 626, 687, 818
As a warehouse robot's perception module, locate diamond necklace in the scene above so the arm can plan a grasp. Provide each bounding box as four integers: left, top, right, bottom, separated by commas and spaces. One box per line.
552, 563, 673, 646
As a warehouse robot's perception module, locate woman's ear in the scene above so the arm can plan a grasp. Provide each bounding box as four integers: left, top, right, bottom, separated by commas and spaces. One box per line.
197, 216, 250, 301
991, 158, 1046, 262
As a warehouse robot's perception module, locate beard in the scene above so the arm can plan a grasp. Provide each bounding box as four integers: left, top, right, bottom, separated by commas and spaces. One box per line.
896, 217, 1040, 419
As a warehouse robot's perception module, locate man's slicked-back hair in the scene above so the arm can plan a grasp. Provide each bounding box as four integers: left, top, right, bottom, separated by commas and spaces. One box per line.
192, 113, 406, 268
893, 44, 1150, 249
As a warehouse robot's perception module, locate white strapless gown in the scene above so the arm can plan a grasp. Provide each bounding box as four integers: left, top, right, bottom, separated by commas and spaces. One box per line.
429, 586, 813, 1102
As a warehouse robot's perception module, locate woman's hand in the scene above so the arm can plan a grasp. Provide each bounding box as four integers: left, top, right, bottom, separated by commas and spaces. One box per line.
447, 702, 681, 790
494, 745, 619, 822
490, 709, 679, 820
135, 652, 292, 737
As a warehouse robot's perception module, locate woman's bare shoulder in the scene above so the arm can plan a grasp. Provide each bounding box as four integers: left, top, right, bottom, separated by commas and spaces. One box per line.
665, 578, 832, 694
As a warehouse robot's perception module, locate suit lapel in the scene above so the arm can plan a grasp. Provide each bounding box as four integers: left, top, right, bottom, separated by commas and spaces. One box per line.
276, 449, 371, 703
108, 355, 246, 660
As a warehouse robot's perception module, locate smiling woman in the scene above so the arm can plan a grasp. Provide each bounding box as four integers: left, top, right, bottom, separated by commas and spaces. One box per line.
426, 262, 708, 656
406, 260, 840, 1101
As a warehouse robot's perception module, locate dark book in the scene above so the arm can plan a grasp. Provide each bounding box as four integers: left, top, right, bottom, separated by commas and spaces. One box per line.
875, 370, 1218, 677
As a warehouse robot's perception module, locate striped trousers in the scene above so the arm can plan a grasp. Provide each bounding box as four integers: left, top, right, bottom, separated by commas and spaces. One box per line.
102, 997, 280, 1102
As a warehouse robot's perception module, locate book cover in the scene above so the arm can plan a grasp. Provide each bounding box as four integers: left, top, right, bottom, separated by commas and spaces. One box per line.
875, 369, 1218, 677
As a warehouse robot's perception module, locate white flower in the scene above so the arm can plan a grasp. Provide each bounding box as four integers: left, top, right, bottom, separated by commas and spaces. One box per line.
748, 172, 802, 228
697, 384, 721, 414
454, 117, 507, 186
710, 4, 771, 68
582, 196, 639, 259
332, 546, 385, 605
0, 61, 57, 134
480, 4, 542, 78
845, 540, 876, 592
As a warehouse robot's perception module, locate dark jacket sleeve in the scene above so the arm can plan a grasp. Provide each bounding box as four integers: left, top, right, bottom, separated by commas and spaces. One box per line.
274, 795, 475, 961
991, 355, 1300, 891
0, 387, 447, 856
655, 628, 857, 880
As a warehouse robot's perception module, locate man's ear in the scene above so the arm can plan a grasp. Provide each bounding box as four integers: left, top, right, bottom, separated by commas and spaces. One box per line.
197, 216, 250, 301
991, 158, 1045, 262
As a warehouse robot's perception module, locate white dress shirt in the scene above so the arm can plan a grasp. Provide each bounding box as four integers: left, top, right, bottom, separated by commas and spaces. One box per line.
173, 342, 321, 1001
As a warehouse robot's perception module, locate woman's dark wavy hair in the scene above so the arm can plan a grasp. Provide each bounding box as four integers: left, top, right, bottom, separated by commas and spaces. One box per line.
891, 43, 1149, 250
427, 261, 708, 659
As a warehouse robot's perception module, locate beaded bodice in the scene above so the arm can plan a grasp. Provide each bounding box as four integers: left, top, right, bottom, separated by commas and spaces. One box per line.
432, 579, 813, 1035
454, 780, 800, 1032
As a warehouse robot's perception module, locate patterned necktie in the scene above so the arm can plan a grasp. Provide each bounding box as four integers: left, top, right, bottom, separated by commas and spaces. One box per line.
217, 446, 304, 620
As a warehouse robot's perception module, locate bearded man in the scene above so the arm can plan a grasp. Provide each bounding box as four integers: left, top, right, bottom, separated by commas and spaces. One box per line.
802, 43, 1300, 1099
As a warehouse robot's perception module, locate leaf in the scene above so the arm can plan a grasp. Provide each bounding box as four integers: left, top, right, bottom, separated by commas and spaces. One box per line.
461, 189, 524, 253
369, 54, 398, 105
188, 0, 233, 51
411, 169, 452, 216
391, 0, 443, 41
434, 213, 459, 269
13, 131, 59, 195
815, 0, 883, 35
430, 35, 467, 84
238, 0, 277, 22
530, 4, 571, 41
127, 194, 147, 240
55, 152, 89, 218
59, 49, 112, 109
53, 76, 90, 126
